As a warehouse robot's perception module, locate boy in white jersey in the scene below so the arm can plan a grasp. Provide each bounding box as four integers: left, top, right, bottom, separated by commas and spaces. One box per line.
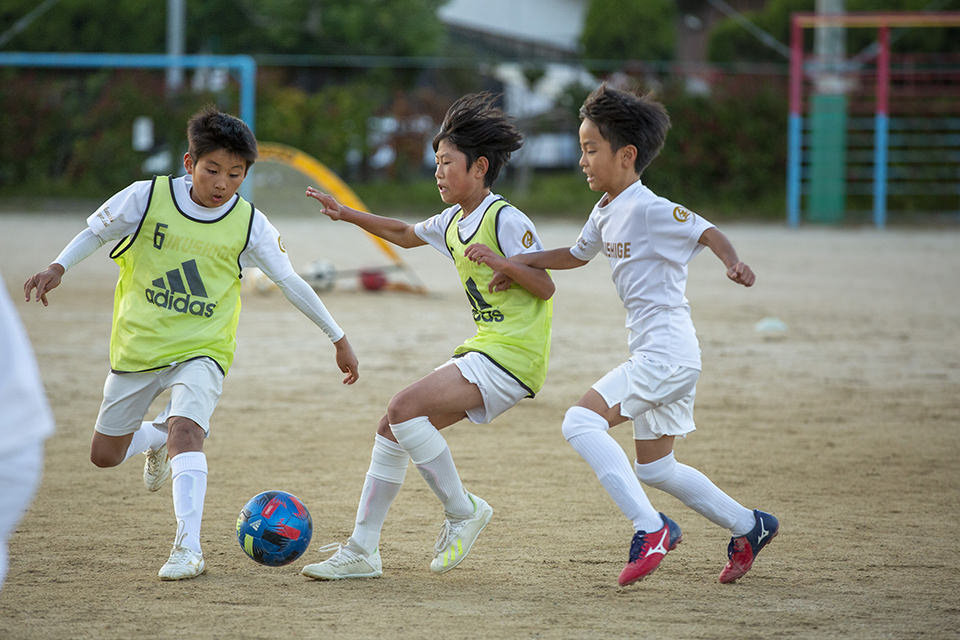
0, 271, 55, 592
478, 84, 778, 586
23, 107, 359, 581
300, 93, 554, 580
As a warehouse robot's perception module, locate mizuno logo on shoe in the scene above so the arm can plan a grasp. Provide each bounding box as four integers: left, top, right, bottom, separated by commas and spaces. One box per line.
645, 530, 670, 557
757, 520, 769, 543
144, 259, 216, 317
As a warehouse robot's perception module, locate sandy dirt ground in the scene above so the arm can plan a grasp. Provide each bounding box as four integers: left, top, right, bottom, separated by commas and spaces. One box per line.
0, 210, 958, 640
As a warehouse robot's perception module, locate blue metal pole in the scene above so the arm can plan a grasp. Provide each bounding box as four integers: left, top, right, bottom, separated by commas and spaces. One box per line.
0, 52, 256, 131
787, 114, 803, 228
872, 113, 888, 229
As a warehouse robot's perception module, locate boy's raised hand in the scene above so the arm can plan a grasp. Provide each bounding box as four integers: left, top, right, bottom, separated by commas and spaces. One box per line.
24, 264, 65, 306
464, 243, 507, 271
305, 186, 344, 220
465, 244, 516, 293
726, 261, 756, 287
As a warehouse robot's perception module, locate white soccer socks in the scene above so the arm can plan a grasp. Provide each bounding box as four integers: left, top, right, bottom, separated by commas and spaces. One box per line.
561, 406, 663, 533
348, 434, 409, 554
634, 451, 755, 536
390, 416, 474, 519
170, 451, 207, 554
122, 421, 167, 463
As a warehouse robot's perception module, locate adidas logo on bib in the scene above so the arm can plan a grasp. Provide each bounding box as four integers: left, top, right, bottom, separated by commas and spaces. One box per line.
144, 259, 217, 317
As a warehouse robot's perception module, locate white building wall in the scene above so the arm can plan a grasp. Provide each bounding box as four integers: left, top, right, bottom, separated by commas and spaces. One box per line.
438, 0, 587, 53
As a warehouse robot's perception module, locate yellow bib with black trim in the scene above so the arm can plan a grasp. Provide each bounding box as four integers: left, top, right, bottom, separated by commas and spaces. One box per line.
446, 198, 552, 396
108, 175, 254, 374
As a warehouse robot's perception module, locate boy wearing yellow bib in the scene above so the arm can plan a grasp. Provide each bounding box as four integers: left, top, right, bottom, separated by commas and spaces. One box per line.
301, 93, 553, 580
24, 108, 359, 581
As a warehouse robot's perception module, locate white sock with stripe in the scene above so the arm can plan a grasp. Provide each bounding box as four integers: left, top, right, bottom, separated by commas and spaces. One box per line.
562, 406, 663, 533
121, 422, 167, 463
348, 434, 409, 555
634, 452, 755, 535
170, 451, 207, 553
390, 416, 474, 519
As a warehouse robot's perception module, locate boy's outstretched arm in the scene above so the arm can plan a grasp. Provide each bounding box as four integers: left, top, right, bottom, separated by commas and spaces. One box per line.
513, 247, 590, 271
24, 226, 106, 305
305, 186, 424, 249
466, 245, 588, 294
698, 227, 756, 287
24, 264, 64, 306
464, 243, 555, 300
272, 272, 359, 384
23, 228, 104, 307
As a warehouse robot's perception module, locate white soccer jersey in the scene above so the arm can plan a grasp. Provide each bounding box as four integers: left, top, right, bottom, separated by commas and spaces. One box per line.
85, 176, 296, 282
414, 192, 545, 259
569, 180, 715, 369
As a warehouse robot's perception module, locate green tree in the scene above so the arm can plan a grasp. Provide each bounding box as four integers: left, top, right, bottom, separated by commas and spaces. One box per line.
0, 0, 448, 57
580, 0, 678, 62
0, 0, 166, 52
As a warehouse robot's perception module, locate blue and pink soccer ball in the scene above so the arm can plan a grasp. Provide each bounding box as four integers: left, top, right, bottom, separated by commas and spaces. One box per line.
236, 490, 312, 566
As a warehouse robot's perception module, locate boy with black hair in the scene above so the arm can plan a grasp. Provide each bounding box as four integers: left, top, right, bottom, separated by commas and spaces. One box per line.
24, 106, 358, 580
301, 92, 553, 580
472, 84, 778, 586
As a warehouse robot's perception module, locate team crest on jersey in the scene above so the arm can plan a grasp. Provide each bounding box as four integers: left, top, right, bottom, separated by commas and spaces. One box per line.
673, 206, 691, 223
277, 236, 286, 253
521, 230, 534, 248
144, 259, 217, 317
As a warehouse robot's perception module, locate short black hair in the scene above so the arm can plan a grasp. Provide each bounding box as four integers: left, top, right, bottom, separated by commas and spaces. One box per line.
432, 92, 523, 187
187, 106, 258, 168
579, 84, 670, 175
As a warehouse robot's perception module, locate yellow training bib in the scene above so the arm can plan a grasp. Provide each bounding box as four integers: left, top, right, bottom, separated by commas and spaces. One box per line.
108, 175, 254, 374
445, 199, 552, 396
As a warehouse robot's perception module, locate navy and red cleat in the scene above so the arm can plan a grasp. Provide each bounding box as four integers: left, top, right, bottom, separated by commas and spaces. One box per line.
617, 513, 682, 586
719, 509, 779, 584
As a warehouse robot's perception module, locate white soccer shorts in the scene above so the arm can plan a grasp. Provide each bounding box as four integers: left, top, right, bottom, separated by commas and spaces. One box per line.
439, 351, 529, 424
94, 357, 224, 437
592, 352, 700, 440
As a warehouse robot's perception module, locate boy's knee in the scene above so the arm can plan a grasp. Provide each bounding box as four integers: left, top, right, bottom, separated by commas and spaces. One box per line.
89, 449, 121, 468
167, 417, 205, 456
375, 415, 395, 439
634, 451, 676, 486
386, 391, 418, 424
561, 406, 607, 441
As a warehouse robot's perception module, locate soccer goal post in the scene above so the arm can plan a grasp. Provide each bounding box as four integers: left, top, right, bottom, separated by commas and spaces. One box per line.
0, 51, 256, 127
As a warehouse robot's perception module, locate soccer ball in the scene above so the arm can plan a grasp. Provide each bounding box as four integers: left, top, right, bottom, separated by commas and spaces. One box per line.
236, 490, 313, 566
302, 259, 336, 292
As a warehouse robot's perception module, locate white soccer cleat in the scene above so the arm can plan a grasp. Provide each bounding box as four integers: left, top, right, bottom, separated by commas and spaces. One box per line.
301, 542, 382, 580
430, 493, 493, 574
143, 443, 170, 492
158, 546, 205, 580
